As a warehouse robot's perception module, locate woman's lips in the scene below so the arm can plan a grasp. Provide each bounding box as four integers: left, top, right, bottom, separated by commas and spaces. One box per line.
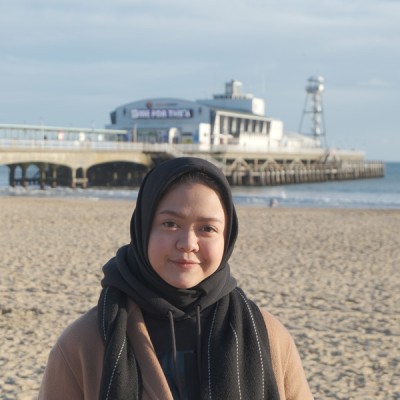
170, 259, 200, 268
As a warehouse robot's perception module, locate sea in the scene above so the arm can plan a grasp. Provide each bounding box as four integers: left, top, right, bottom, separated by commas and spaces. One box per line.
0, 162, 399, 209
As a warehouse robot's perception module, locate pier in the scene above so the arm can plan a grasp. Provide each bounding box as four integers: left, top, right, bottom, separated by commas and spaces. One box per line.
219, 155, 384, 186
0, 136, 384, 189
0, 78, 385, 189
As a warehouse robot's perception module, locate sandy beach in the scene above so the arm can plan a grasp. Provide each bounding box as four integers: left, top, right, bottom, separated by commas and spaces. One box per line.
1, 197, 399, 399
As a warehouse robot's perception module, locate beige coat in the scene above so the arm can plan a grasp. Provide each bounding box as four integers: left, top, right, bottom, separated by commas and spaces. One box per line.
39, 300, 313, 399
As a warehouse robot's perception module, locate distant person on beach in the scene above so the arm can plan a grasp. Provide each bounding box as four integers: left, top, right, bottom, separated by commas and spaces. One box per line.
270, 198, 279, 208
39, 157, 313, 399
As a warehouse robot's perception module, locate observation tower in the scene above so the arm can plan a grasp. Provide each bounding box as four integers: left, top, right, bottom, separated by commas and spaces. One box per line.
298, 75, 326, 146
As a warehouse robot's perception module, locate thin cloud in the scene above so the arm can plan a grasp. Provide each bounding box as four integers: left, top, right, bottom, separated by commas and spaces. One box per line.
357, 78, 391, 88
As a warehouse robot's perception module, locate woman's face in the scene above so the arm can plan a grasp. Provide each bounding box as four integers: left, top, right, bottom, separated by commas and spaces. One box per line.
148, 182, 226, 289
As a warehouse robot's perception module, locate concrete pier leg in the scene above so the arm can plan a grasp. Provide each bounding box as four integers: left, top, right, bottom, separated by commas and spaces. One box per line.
21, 164, 28, 188
286, 170, 292, 184
271, 170, 276, 185
51, 165, 58, 188
297, 170, 302, 183
9, 165, 16, 187
39, 164, 46, 189
248, 171, 254, 186
266, 171, 271, 185
275, 170, 280, 185
70, 168, 76, 188
307, 168, 312, 182
82, 168, 88, 188
113, 171, 118, 184
281, 170, 286, 184
127, 172, 133, 186
260, 171, 266, 185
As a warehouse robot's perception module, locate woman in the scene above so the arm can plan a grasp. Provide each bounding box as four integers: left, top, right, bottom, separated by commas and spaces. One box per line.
39, 157, 313, 399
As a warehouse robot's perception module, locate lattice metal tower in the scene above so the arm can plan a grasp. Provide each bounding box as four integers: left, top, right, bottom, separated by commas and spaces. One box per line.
298, 75, 327, 146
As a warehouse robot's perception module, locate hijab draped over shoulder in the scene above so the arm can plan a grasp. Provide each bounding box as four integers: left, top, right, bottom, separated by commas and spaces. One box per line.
98, 157, 279, 400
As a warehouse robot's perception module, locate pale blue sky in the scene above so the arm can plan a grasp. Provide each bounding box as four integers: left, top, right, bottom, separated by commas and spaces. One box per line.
1, 0, 399, 161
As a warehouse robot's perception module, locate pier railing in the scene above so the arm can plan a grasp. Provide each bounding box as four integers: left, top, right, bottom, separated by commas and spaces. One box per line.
0, 138, 365, 157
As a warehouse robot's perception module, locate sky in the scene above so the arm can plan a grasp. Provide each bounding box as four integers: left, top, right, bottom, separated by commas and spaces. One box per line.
1, 0, 400, 161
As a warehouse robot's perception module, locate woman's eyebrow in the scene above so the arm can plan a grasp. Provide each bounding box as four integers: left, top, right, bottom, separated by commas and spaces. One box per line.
157, 210, 224, 223
157, 210, 183, 217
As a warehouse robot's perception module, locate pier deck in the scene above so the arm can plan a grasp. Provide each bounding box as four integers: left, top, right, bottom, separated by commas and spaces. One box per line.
0, 139, 384, 188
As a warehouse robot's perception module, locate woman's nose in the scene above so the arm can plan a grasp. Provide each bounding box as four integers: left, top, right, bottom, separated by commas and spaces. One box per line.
176, 229, 199, 252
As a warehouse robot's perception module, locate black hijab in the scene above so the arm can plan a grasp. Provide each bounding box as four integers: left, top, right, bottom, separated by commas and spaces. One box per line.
97, 157, 279, 399
101, 157, 238, 319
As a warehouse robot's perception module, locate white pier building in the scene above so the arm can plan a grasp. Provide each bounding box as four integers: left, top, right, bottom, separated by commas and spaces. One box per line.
107, 80, 318, 151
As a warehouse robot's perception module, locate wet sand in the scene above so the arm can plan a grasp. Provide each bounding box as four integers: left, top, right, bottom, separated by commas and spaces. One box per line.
1, 197, 399, 399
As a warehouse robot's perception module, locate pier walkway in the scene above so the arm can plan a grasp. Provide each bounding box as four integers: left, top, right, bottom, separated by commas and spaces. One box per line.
0, 138, 384, 188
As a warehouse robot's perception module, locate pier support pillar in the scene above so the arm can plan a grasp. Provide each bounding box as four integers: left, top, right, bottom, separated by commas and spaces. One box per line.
21, 164, 28, 188
8, 165, 16, 187
74, 167, 88, 188
39, 164, 47, 189
50, 165, 58, 188
70, 168, 76, 188
81, 168, 88, 188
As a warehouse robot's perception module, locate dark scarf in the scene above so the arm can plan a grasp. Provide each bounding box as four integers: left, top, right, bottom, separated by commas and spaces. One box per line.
97, 157, 279, 399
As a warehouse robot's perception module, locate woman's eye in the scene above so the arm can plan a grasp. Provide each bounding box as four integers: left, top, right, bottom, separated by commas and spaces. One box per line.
162, 221, 178, 229
201, 225, 217, 233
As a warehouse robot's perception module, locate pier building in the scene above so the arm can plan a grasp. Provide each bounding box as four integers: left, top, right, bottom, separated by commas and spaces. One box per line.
107, 80, 319, 151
